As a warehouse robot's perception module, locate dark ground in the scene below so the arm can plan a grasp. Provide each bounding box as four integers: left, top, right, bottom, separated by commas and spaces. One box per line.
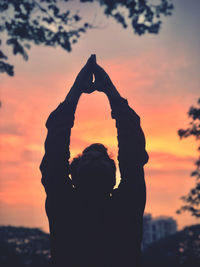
0, 224, 199, 267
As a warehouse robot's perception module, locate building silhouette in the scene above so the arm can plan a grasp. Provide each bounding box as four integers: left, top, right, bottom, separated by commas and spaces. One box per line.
142, 213, 177, 249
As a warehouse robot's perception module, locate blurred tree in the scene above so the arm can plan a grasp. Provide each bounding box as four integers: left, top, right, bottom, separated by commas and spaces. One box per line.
142, 224, 200, 267
0, 0, 173, 76
177, 98, 200, 218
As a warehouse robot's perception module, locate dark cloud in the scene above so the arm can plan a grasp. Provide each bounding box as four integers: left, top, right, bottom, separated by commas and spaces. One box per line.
146, 168, 191, 178
149, 151, 196, 164
0, 123, 22, 135
0, 160, 19, 167
20, 149, 42, 163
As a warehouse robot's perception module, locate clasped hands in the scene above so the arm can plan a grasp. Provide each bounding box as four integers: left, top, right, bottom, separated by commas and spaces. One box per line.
72, 54, 114, 95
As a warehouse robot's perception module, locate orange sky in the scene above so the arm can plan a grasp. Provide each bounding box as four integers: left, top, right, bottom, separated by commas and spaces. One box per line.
0, 0, 200, 231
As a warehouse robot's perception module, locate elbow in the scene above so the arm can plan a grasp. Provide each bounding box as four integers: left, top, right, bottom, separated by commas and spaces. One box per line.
39, 157, 45, 174
39, 157, 48, 187
143, 151, 149, 165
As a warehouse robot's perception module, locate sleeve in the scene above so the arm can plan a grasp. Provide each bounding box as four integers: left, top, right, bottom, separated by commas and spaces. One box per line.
40, 101, 75, 197
111, 97, 149, 212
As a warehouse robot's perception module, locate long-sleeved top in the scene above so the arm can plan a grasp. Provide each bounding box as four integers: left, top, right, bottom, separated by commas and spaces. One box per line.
40, 95, 149, 267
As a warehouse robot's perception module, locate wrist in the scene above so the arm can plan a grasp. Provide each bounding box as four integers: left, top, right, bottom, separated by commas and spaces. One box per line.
64, 85, 82, 103
70, 85, 82, 97
105, 84, 121, 98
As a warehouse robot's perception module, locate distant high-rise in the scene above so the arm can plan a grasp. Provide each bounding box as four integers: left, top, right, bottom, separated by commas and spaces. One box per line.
151, 216, 177, 241
142, 214, 177, 249
142, 213, 153, 248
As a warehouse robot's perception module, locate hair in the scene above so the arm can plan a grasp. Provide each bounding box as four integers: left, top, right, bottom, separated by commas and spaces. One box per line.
70, 143, 116, 191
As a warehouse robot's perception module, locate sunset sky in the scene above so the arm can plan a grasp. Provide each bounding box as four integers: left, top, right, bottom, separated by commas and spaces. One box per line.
0, 0, 200, 232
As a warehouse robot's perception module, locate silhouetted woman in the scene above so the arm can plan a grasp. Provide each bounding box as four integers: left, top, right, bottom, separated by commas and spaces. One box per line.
40, 55, 149, 267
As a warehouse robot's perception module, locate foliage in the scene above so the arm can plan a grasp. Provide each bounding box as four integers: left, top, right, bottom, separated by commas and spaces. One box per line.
177, 99, 200, 218
0, 226, 50, 266
142, 224, 200, 267
0, 0, 174, 76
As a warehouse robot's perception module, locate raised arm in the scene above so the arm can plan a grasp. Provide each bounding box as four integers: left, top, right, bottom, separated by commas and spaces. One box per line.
93, 63, 149, 209
40, 55, 96, 196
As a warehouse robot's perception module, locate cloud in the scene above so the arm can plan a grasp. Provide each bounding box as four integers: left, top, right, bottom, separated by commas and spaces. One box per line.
147, 151, 196, 170
20, 149, 42, 163
0, 123, 22, 136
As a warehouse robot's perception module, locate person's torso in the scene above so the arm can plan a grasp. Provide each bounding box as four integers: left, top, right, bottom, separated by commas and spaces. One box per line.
47, 192, 142, 267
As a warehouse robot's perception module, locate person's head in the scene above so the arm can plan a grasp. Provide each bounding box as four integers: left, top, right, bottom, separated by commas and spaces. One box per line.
70, 143, 116, 196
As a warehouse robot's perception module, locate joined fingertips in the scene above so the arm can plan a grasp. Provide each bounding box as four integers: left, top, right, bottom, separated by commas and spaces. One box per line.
91, 54, 96, 63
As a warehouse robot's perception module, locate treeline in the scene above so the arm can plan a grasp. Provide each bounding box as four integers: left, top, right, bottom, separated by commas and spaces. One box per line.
142, 224, 200, 267
0, 226, 50, 267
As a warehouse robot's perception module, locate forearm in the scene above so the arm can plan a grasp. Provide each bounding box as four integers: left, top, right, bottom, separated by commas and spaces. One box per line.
64, 85, 82, 113
105, 84, 122, 109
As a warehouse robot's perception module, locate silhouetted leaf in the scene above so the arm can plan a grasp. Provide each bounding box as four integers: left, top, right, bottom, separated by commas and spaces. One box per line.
0, 0, 174, 76
177, 99, 200, 218
0, 50, 7, 59
0, 61, 14, 76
